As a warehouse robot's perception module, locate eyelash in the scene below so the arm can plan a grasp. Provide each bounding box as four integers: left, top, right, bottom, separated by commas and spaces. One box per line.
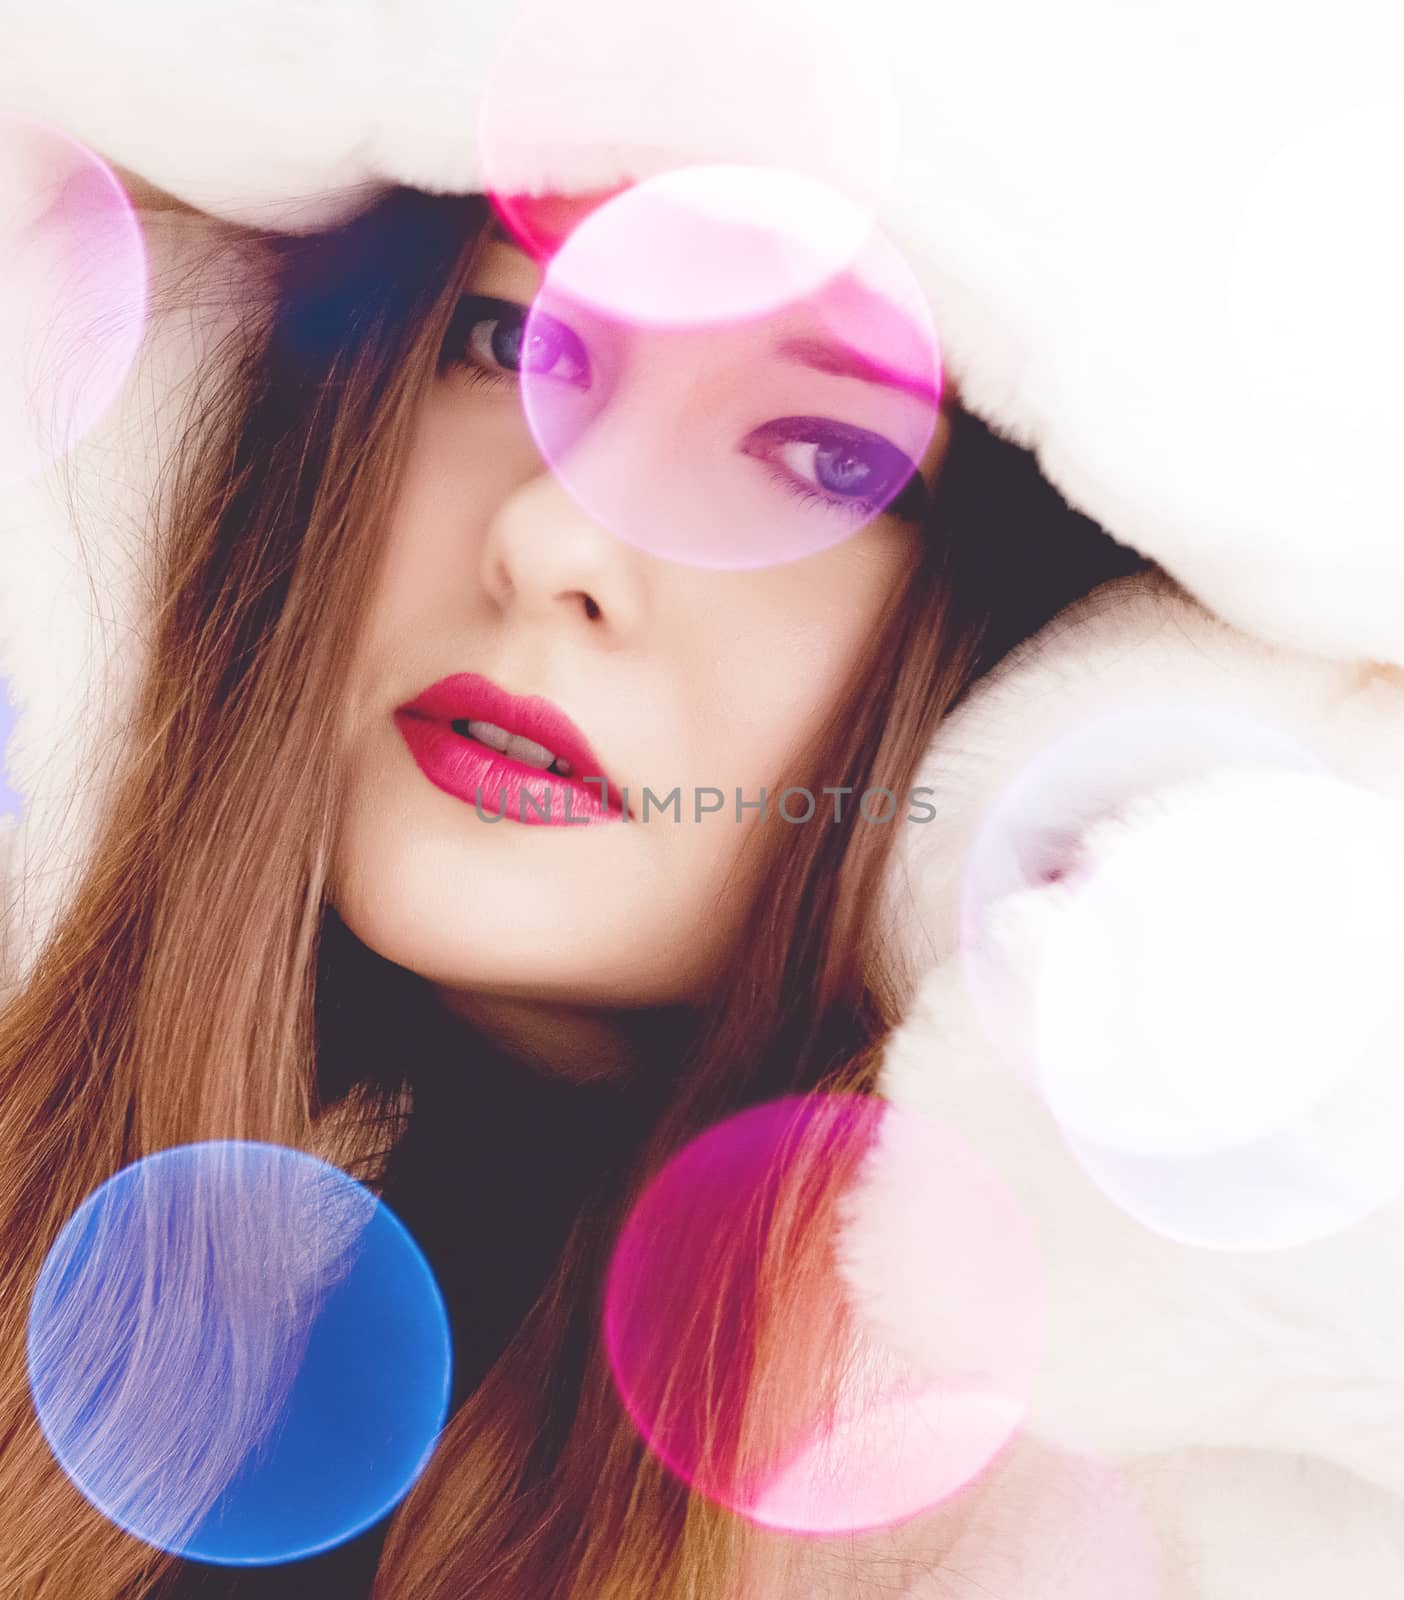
442, 299, 927, 523
762, 468, 915, 521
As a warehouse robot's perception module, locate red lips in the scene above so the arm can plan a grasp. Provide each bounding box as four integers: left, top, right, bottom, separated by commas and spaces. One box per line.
395, 672, 626, 817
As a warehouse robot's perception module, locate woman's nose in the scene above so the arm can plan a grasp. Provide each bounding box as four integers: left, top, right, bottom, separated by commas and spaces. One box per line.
477, 466, 647, 643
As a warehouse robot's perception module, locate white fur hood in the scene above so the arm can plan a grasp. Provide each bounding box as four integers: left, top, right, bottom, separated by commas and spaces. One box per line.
1, 2, 1402, 1593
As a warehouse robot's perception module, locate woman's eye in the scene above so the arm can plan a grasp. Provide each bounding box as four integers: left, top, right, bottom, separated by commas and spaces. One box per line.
441, 296, 590, 389
743, 417, 927, 521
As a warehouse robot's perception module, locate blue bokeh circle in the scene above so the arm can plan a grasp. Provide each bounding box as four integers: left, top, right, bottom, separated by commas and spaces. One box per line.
27, 1140, 451, 1565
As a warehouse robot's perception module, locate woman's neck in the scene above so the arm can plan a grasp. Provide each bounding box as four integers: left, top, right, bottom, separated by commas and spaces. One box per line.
379, 987, 689, 1405
432, 985, 691, 1089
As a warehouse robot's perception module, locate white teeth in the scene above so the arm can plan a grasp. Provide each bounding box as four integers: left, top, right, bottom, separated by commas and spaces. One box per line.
503, 732, 557, 771
465, 719, 510, 752
460, 717, 573, 776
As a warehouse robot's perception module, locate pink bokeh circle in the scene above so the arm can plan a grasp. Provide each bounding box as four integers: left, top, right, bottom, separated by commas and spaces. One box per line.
526, 165, 879, 329
513, 167, 942, 570
0, 115, 148, 487
476, 0, 900, 238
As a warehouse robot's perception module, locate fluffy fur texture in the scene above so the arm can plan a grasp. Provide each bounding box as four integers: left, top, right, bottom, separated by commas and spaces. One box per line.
854, 574, 1404, 1590
1, 1, 1402, 1591
2, 0, 1399, 662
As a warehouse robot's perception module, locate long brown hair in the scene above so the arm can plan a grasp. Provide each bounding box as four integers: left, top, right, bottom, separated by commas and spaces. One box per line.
0, 185, 1148, 1599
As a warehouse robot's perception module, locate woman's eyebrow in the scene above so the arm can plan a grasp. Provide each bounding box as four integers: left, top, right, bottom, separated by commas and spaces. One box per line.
772, 335, 939, 406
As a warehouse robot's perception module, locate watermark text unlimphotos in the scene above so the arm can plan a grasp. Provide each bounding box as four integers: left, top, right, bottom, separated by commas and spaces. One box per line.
470, 782, 939, 825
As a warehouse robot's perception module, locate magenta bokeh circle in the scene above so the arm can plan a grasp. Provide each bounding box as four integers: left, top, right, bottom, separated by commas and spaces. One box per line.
603, 1094, 1043, 1533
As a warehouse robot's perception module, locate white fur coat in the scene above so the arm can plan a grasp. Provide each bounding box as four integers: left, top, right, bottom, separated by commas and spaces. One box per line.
1, 1, 1402, 1593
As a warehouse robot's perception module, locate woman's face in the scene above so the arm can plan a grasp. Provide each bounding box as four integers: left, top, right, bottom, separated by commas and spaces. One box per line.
331, 213, 952, 1046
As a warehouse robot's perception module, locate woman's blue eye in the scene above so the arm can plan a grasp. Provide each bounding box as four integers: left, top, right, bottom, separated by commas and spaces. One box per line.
744, 417, 927, 522
440, 314, 926, 522
441, 295, 590, 389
